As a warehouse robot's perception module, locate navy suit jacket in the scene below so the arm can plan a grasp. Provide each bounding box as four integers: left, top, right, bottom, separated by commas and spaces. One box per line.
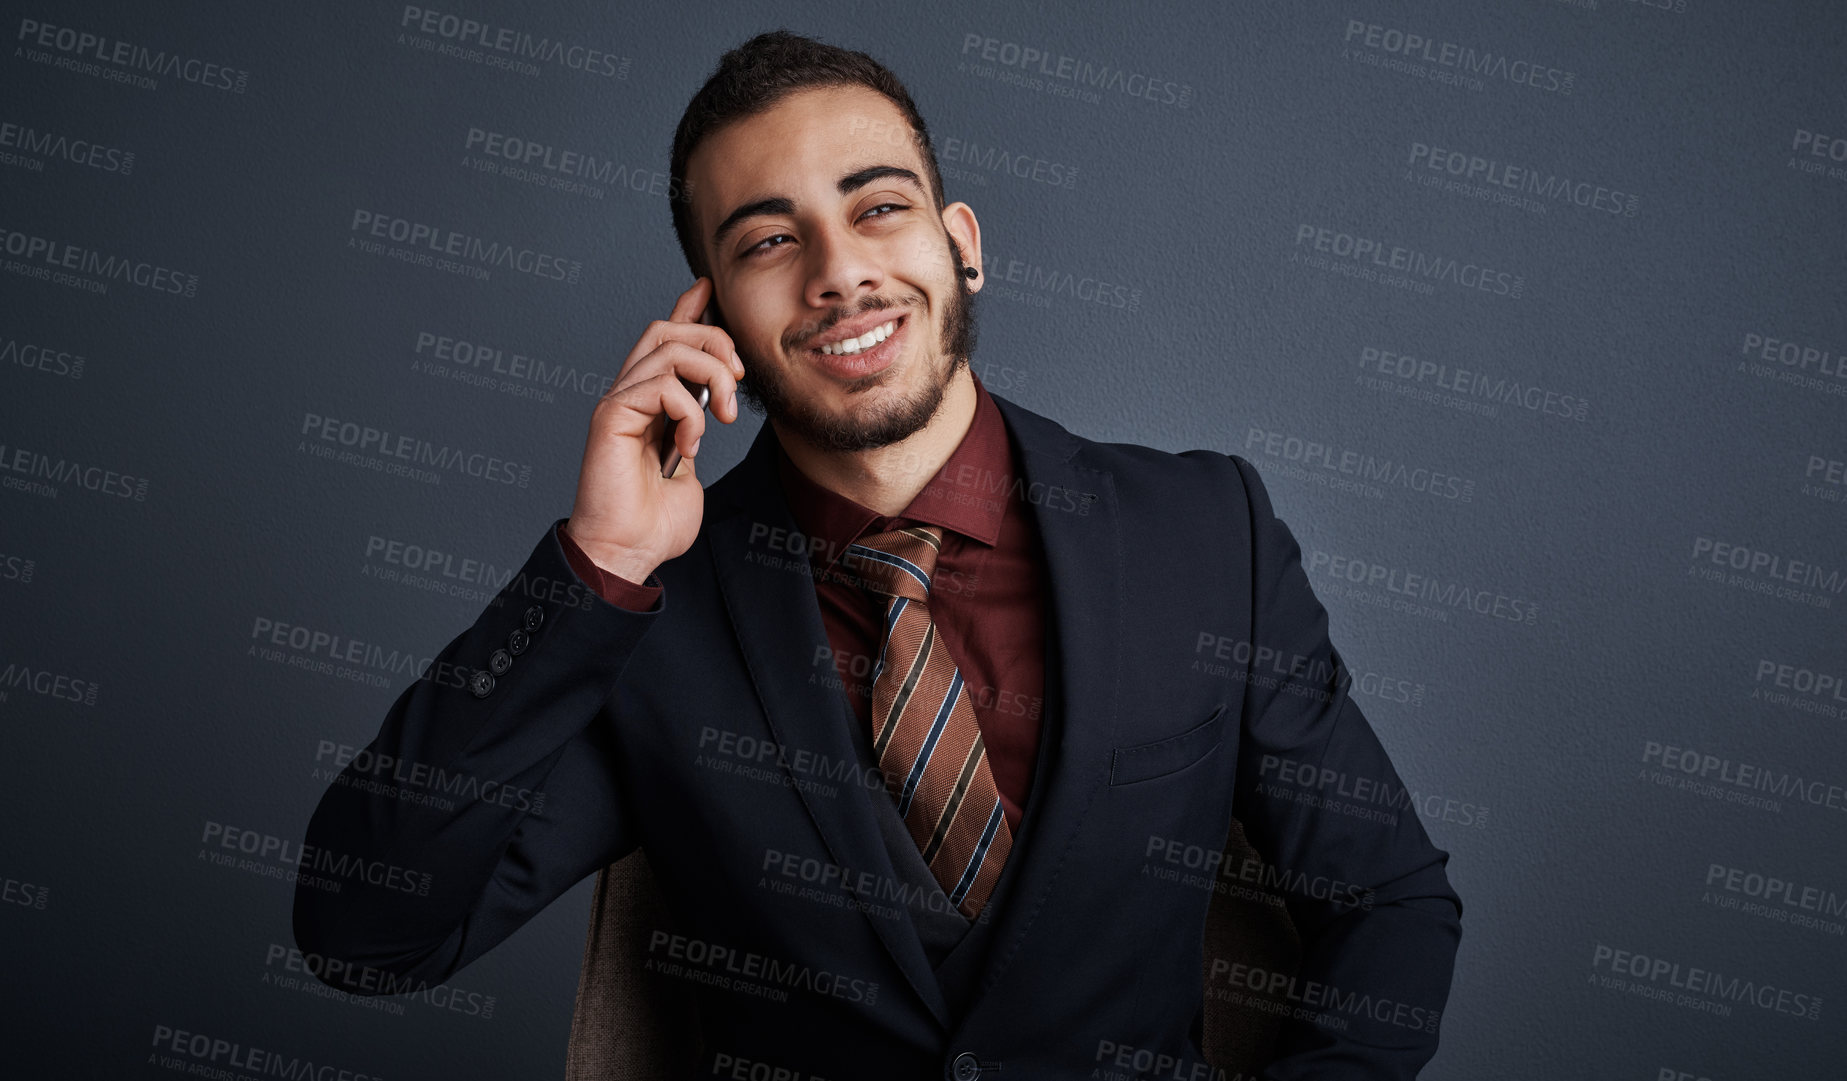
294, 389, 1462, 1080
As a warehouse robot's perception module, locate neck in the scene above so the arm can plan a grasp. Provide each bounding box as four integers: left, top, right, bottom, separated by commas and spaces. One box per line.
773, 368, 977, 517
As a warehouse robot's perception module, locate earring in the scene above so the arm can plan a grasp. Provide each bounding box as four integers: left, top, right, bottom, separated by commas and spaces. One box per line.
961, 264, 980, 280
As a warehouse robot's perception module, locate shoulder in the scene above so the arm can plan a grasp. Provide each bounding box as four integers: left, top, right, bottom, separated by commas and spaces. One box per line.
992, 396, 1287, 578
990, 390, 1260, 511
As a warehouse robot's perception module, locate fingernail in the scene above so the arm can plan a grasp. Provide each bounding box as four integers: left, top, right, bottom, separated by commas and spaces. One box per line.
690, 437, 701, 457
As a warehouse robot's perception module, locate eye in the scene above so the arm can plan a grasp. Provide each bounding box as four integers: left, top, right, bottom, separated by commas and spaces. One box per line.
743, 233, 792, 259
741, 204, 910, 260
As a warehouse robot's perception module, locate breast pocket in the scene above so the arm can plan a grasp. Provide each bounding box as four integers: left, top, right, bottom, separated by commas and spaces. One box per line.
1109, 704, 1226, 786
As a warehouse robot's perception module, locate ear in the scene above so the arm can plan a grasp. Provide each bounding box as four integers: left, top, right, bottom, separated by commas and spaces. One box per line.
941, 202, 982, 293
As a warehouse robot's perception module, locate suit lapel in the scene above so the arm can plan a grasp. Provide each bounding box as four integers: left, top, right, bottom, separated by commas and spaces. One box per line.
947, 393, 1122, 1018
703, 391, 1123, 1029
706, 421, 952, 1027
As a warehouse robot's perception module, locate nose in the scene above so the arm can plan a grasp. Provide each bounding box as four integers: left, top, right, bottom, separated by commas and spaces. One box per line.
802, 217, 884, 311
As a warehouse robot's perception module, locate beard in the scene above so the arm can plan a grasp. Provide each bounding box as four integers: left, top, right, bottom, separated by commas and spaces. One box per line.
734, 232, 980, 453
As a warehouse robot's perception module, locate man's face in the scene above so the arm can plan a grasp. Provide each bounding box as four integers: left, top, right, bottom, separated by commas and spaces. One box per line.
686, 85, 980, 453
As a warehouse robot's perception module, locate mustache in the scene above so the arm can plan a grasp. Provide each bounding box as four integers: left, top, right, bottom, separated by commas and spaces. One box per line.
787, 296, 916, 350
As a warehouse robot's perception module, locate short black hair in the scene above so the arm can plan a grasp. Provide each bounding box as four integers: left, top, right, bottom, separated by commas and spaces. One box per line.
669, 29, 947, 281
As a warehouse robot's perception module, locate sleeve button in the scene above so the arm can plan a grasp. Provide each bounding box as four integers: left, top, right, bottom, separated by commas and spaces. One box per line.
469, 670, 496, 698
506, 628, 530, 656
523, 605, 545, 632
489, 648, 513, 676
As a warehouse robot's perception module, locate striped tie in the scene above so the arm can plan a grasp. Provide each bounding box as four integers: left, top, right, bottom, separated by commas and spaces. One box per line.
842, 525, 1012, 921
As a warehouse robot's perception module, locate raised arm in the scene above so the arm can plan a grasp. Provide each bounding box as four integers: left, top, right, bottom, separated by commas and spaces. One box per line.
292, 277, 745, 994
290, 522, 663, 992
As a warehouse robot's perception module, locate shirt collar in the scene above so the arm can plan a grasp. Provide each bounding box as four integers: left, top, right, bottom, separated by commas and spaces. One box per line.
775, 369, 1012, 577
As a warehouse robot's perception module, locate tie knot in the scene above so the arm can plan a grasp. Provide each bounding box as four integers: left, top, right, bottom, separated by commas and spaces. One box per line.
842, 525, 942, 602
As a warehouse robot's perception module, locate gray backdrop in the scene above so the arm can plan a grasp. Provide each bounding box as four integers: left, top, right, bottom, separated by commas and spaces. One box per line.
3, 1, 1843, 1078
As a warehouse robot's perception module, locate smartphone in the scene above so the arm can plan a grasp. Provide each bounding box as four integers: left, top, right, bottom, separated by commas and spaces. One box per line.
658, 296, 722, 478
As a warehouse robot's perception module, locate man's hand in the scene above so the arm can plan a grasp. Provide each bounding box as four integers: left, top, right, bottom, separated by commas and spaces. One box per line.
564, 277, 747, 583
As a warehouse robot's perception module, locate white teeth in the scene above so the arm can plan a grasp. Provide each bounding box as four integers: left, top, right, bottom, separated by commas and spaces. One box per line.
818, 319, 897, 356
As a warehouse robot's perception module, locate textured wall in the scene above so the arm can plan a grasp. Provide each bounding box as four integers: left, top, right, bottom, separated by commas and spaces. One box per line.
2, 1, 1842, 1077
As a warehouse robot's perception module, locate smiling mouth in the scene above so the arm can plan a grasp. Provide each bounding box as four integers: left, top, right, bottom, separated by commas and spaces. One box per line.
812, 314, 906, 357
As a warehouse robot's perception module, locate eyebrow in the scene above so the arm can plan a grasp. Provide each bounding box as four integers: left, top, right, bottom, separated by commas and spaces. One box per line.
710, 164, 927, 253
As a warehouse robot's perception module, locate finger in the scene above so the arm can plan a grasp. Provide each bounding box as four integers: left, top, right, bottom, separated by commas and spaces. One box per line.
620, 318, 743, 383
667, 276, 712, 324
645, 371, 707, 461
662, 277, 744, 375
653, 341, 739, 419
601, 365, 704, 448
614, 342, 740, 423
666, 277, 740, 371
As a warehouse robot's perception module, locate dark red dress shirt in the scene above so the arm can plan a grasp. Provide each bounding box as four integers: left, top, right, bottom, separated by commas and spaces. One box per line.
556, 372, 1048, 832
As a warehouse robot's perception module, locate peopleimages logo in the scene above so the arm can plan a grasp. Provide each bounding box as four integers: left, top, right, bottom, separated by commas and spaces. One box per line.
1292, 223, 1525, 299
1358, 345, 1591, 423
938, 133, 1081, 189
365, 532, 509, 590
1306, 548, 1542, 626
462, 127, 685, 201
0, 118, 134, 175
348, 209, 583, 284
413, 329, 618, 403
979, 251, 1142, 312
1706, 864, 1847, 924
249, 613, 472, 692
299, 410, 534, 487
149, 1026, 378, 1081
958, 32, 1192, 108
15, 18, 249, 93
1734, 329, 1847, 400
1, 332, 85, 380
1590, 942, 1824, 1021
1690, 537, 1844, 595
1407, 141, 1638, 217
200, 819, 434, 897
1740, 331, 1847, 379
0, 225, 198, 297
1754, 658, 1847, 709
398, 6, 629, 78
1642, 739, 1847, 815
0, 441, 150, 501
1791, 128, 1847, 170
0, 661, 99, 706
263, 942, 500, 1020
0, 549, 37, 584
1243, 425, 1477, 504
1342, 20, 1575, 95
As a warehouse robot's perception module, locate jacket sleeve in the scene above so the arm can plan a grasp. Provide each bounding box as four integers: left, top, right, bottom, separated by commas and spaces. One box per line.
1223, 454, 1464, 1080
291, 518, 665, 994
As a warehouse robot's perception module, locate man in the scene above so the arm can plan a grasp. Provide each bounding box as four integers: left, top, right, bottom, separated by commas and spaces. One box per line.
294, 29, 1461, 1080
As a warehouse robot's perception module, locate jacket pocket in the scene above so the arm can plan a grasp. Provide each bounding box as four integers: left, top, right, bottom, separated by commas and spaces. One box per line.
1109, 704, 1226, 786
